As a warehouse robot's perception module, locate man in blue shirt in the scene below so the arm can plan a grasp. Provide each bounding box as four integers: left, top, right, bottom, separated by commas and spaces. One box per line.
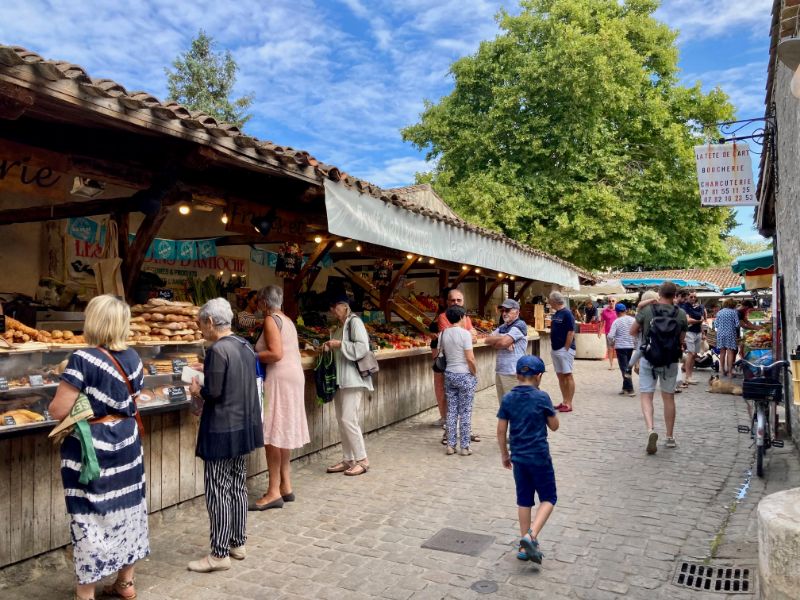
677, 290, 706, 386
548, 291, 576, 413
485, 298, 529, 404
497, 355, 559, 564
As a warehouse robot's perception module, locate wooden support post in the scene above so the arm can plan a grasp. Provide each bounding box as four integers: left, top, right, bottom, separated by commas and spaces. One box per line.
508, 280, 516, 300
450, 267, 473, 289
477, 276, 487, 316
122, 190, 185, 303
484, 278, 505, 303
438, 270, 449, 293
515, 280, 533, 302
283, 277, 300, 320
382, 256, 417, 322
296, 240, 336, 284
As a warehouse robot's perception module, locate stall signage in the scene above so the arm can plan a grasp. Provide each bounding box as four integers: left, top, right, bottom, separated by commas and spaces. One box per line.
0, 140, 72, 201
147, 364, 158, 376
0, 377, 8, 392
3, 415, 15, 426
694, 142, 756, 206
157, 288, 174, 300
171, 358, 188, 374
28, 375, 43, 387
167, 386, 187, 402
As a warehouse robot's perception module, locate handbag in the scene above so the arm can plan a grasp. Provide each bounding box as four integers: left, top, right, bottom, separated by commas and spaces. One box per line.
94, 219, 125, 297
314, 350, 338, 404
347, 317, 379, 377
432, 329, 447, 373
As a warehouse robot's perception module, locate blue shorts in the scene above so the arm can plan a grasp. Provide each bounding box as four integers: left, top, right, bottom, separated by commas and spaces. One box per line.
512, 460, 557, 508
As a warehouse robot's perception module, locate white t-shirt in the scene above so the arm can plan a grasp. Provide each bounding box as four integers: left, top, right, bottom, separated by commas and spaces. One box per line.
440, 326, 473, 374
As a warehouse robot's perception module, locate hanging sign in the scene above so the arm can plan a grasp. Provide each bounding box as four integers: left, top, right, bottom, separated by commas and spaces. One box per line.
694, 142, 756, 206
0, 139, 72, 201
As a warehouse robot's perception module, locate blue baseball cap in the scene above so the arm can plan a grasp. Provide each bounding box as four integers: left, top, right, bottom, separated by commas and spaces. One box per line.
516, 355, 545, 376
615, 303, 627, 313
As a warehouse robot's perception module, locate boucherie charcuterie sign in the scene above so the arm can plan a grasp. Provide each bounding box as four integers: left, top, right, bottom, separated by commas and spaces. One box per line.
694, 142, 756, 206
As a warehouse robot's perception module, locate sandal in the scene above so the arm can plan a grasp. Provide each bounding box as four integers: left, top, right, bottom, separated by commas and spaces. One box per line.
326, 461, 353, 473
102, 579, 136, 599
470, 433, 481, 443
441, 432, 448, 445
344, 462, 369, 476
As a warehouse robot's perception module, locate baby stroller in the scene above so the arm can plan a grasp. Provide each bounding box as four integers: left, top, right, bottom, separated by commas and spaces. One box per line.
694, 329, 720, 372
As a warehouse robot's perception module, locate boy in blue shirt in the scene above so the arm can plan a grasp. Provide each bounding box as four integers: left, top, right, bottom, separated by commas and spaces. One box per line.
496, 355, 559, 564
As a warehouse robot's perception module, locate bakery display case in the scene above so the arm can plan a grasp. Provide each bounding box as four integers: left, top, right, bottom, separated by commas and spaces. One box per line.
0, 342, 203, 439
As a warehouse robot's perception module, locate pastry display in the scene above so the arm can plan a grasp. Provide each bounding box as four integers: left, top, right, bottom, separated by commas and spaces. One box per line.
129, 300, 202, 343
0, 409, 45, 425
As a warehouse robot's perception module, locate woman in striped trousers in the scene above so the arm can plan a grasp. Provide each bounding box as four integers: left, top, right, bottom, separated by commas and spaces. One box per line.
188, 298, 264, 572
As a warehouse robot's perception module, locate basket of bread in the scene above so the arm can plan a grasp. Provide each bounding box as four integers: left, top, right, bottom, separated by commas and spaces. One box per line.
129, 299, 202, 343
1, 317, 84, 348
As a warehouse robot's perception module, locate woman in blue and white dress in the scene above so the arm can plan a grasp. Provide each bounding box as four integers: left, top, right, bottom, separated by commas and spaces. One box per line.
49, 295, 148, 600
714, 298, 740, 379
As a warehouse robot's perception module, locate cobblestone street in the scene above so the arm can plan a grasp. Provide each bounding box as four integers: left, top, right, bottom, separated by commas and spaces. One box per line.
3, 359, 800, 599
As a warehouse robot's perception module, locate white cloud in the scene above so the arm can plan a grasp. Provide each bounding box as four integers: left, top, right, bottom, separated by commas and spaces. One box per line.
684, 61, 767, 117
656, 0, 773, 42
354, 156, 435, 188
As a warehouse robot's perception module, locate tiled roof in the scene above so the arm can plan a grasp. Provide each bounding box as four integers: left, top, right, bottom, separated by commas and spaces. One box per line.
610, 268, 742, 291
0, 44, 595, 284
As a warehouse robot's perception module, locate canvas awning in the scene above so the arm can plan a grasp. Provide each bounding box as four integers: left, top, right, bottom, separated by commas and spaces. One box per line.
324, 180, 580, 288
731, 250, 774, 275
621, 278, 721, 293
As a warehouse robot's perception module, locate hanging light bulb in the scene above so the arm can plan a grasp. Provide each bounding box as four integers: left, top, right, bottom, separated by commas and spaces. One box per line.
428, 258, 435, 264
475, 268, 481, 273
461, 265, 468, 271
510, 275, 516, 281
356, 245, 362, 252
221, 212, 229, 224
218, 270, 224, 276
178, 203, 191, 216
314, 235, 323, 243
406, 254, 413, 260
335, 240, 344, 248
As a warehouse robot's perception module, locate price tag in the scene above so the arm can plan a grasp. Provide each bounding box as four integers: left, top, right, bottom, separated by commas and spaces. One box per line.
147, 364, 158, 376
157, 288, 174, 300
3, 415, 15, 426
0, 315, 5, 334
42, 410, 51, 421
28, 374, 44, 387
0, 377, 8, 392
171, 358, 188, 374
166, 386, 187, 402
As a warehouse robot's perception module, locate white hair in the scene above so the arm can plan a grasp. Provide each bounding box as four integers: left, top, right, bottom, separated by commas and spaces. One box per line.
199, 297, 233, 329
549, 291, 566, 307
258, 285, 283, 310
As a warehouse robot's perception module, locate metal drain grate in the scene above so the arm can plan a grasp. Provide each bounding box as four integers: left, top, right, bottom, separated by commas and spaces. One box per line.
421, 528, 495, 557
673, 562, 752, 594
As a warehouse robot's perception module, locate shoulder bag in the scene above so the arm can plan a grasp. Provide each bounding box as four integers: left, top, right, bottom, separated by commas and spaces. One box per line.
347, 316, 379, 377
432, 329, 447, 373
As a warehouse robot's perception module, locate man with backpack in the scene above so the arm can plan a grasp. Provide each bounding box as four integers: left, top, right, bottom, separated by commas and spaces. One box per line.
629, 282, 688, 455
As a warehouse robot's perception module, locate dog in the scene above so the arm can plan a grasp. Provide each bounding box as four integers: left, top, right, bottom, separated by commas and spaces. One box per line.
707, 375, 742, 396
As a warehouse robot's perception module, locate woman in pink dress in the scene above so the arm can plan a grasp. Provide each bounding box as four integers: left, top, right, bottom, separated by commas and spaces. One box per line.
600, 297, 618, 370
251, 285, 310, 510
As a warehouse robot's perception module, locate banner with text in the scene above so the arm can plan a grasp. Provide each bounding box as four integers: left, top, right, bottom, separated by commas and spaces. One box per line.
694, 142, 756, 206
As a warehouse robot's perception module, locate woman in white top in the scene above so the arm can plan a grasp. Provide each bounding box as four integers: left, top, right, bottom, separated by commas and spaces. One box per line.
440, 306, 478, 456
322, 296, 373, 476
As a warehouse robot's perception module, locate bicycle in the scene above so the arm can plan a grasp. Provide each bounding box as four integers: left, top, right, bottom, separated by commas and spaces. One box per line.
735, 359, 790, 478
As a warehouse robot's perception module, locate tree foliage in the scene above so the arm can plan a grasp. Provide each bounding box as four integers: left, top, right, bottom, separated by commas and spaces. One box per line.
166, 30, 253, 128
722, 236, 771, 261
402, 0, 736, 271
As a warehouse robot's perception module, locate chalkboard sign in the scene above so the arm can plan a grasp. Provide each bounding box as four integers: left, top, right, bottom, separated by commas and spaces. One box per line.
166, 386, 187, 402
147, 364, 158, 376
0, 377, 8, 392
28, 374, 44, 387
0, 315, 5, 334
171, 358, 188, 374
3, 415, 15, 426
157, 288, 174, 300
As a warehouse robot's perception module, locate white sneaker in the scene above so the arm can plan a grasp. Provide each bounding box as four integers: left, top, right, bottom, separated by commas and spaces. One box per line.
646, 431, 658, 455
229, 545, 246, 560
665, 437, 677, 449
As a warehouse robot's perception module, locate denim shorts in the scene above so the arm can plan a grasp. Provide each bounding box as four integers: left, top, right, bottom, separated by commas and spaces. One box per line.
638, 357, 678, 394
512, 460, 557, 508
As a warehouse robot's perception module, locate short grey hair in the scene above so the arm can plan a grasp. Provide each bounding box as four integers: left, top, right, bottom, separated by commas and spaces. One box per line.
549, 291, 566, 307
258, 285, 283, 310
199, 297, 233, 329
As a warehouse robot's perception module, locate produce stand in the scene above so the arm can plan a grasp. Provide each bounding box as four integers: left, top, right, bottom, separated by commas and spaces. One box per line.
0, 44, 592, 567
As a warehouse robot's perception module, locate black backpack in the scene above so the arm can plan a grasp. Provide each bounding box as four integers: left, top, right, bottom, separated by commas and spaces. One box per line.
642, 305, 682, 367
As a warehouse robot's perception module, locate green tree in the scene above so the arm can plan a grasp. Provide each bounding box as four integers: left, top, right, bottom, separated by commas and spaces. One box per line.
166, 30, 253, 128
402, 0, 736, 271
722, 236, 771, 260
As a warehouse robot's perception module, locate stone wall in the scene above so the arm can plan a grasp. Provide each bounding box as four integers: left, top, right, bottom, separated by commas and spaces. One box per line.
774, 62, 800, 446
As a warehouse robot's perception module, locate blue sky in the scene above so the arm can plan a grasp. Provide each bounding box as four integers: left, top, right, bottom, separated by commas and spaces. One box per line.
0, 0, 772, 241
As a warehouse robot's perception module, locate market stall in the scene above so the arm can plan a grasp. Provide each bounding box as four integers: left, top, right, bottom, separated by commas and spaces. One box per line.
0, 44, 591, 567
